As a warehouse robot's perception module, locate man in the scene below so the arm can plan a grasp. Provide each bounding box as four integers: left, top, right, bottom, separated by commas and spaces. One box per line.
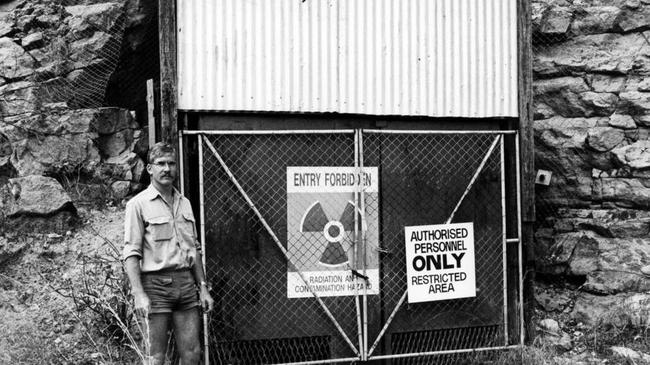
123, 142, 214, 364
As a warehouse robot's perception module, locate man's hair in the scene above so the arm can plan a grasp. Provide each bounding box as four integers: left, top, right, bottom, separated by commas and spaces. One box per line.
147, 142, 176, 163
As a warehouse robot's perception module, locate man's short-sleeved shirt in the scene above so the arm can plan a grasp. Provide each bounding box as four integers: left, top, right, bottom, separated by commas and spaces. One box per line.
123, 184, 200, 272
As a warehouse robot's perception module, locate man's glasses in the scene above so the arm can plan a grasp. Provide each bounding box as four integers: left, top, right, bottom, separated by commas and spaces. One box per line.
151, 161, 177, 168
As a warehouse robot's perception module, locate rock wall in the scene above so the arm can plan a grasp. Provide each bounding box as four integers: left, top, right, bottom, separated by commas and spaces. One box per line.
1, 0, 647, 342
532, 0, 650, 337
0, 0, 157, 230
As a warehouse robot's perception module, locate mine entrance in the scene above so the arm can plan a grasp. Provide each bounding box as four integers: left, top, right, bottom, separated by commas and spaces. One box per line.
180, 128, 523, 364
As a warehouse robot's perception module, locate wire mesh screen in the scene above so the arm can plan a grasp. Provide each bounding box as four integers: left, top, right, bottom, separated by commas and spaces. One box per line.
190, 130, 517, 364
390, 326, 500, 365
198, 132, 361, 364
362, 132, 506, 360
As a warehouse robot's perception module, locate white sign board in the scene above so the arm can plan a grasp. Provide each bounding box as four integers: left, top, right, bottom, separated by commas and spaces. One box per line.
287, 166, 380, 298
405, 222, 476, 303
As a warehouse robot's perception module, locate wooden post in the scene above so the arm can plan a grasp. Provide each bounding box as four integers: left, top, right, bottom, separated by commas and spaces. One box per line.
158, 0, 177, 146
146, 79, 155, 146
518, 0, 535, 343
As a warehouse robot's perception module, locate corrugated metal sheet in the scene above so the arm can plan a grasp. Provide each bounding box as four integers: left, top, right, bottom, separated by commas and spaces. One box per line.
177, 0, 518, 117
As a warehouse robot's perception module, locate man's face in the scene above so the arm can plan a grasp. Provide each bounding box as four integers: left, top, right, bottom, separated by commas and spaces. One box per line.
147, 153, 178, 187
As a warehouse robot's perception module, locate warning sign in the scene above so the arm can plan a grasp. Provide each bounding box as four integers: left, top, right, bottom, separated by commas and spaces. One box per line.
287, 166, 380, 298
405, 222, 476, 303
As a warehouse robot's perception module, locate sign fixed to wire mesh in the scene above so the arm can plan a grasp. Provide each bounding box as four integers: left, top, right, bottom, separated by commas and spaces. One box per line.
287, 166, 380, 298
405, 222, 476, 303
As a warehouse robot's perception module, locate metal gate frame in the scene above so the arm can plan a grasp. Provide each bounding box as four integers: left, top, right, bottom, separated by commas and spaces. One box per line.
180, 129, 524, 365
360, 130, 524, 362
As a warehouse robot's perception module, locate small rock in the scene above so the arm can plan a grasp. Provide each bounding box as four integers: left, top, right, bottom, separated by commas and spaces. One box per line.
538, 319, 573, 352
96, 129, 134, 157
612, 141, 650, 169
15, 14, 35, 32
571, 6, 621, 35
540, 6, 572, 35
43, 102, 68, 110
0, 12, 14, 38
608, 114, 636, 129
611, 346, 641, 360
624, 294, 650, 327
581, 92, 618, 116
625, 0, 640, 8
35, 14, 59, 27
641, 265, 650, 276
587, 127, 625, 152
639, 79, 650, 92
620, 92, 650, 125
0, 36, 36, 78
591, 75, 625, 93
573, 292, 650, 327
539, 318, 561, 334
554, 332, 573, 352
536, 291, 572, 312
21, 31, 43, 50
65, 3, 125, 33
110, 181, 131, 199
616, 8, 650, 32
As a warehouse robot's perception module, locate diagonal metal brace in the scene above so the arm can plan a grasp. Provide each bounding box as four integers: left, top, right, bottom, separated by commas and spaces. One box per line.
367, 135, 502, 358
201, 135, 360, 357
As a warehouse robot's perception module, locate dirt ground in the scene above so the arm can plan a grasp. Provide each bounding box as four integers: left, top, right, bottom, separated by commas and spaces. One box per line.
1, 203, 648, 364
0, 204, 141, 364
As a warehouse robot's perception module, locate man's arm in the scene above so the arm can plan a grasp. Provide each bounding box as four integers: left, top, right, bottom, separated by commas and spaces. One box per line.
123, 200, 149, 316
125, 256, 150, 317
192, 257, 214, 312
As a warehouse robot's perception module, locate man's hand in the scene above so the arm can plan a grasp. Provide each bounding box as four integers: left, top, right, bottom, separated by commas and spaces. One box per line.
133, 291, 151, 317
199, 285, 214, 313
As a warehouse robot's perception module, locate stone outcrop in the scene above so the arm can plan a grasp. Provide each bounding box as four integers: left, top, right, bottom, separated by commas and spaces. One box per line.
572, 292, 650, 327
533, 0, 650, 347
538, 209, 650, 293
0, 1, 150, 202
537, 318, 573, 352
3, 175, 73, 217
1, 107, 143, 187
535, 33, 650, 76
0, 37, 35, 79
533, 0, 650, 211
610, 347, 650, 364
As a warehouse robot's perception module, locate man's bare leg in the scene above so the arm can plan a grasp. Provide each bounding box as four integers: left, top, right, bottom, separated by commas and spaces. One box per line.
172, 307, 201, 364
144, 313, 172, 365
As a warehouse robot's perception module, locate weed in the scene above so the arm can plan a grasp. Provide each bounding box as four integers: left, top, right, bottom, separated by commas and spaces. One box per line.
42, 243, 144, 363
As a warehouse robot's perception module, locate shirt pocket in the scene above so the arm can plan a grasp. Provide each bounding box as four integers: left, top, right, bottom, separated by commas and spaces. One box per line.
178, 212, 196, 240
148, 216, 173, 241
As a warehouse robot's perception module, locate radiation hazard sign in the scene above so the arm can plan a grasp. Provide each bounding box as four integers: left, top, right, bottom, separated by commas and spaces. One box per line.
287, 166, 380, 298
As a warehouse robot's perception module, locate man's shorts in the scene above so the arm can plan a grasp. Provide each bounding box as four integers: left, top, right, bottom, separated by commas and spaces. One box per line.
141, 269, 200, 314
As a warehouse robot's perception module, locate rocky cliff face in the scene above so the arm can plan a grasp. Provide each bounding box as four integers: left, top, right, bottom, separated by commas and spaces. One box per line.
0, 0, 647, 355
0, 0, 156, 233
533, 0, 650, 351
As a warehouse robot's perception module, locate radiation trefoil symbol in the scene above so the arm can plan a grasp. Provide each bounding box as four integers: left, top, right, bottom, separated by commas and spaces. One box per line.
300, 201, 366, 267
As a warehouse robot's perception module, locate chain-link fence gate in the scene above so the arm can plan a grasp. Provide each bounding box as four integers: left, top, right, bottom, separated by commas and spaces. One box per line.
180, 129, 523, 365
